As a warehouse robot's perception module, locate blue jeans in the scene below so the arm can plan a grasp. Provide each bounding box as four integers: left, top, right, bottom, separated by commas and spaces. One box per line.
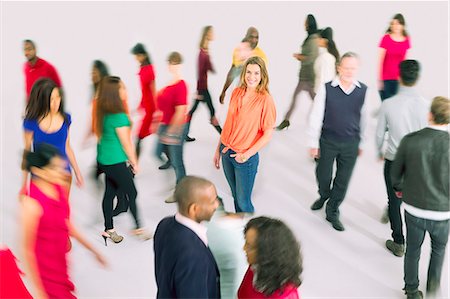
379, 79, 399, 101
404, 211, 450, 295
220, 144, 259, 213
156, 124, 188, 184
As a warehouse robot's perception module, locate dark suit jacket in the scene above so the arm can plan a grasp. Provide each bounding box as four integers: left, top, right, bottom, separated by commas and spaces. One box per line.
391, 128, 449, 212
154, 216, 221, 299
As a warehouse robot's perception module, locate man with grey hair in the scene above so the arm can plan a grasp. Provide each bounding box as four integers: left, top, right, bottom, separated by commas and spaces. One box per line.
391, 96, 450, 299
154, 176, 221, 298
308, 52, 369, 231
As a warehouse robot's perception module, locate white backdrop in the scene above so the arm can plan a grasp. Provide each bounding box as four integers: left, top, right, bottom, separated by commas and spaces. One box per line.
1, 1, 449, 298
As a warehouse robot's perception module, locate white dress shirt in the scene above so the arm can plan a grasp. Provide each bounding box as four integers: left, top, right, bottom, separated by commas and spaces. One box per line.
175, 212, 209, 246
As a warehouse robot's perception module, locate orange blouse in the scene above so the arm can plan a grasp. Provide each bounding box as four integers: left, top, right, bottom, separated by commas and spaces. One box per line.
220, 87, 276, 153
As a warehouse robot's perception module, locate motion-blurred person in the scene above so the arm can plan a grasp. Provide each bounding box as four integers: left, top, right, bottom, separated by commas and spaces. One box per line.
375, 60, 428, 257
308, 52, 369, 231
238, 216, 302, 298
185, 26, 222, 142
154, 176, 221, 298
214, 56, 276, 213
20, 143, 106, 299
22, 78, 83, 195
391, 96, 450, 299
206, 200, 248, 299
378, 13, 411, 101
131, 43, 157, 157
219, 27, 268, 104
314, 27, 340, 93
23, 40, 62, 99
277, 14, 319, 130
96, 76, 151, 243
156, 52, 189, 200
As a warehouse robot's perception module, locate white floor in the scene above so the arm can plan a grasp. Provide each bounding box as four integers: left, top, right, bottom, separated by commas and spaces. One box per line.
1, 91, 449, 299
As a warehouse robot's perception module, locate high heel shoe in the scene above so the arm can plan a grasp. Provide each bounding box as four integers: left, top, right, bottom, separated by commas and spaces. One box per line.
132, 228, 153, 241
185, 135, 196, 142
101, 230, 124, 246
276, 120, 290, 130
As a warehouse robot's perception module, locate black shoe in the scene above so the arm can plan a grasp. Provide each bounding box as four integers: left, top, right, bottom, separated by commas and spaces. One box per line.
276, 120, 290, 130
185, 135, 196, 142
326, 216, 345, 231
385, 240, 405, 257
311, 198, 327, 210
406, 290, 423, 299
158, 161, 171, 170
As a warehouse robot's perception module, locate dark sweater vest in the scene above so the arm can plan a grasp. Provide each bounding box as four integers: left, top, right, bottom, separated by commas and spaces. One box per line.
321, 82, 367, 142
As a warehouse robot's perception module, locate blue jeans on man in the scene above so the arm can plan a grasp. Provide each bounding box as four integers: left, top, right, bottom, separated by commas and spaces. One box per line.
404, 211, 450, 296
220, 144, 259, 213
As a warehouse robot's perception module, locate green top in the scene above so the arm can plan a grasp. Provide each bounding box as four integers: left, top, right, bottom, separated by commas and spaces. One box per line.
97, 113, 130, 165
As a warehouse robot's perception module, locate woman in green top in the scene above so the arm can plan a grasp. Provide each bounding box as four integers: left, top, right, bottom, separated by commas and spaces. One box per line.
96, 76, 150, 244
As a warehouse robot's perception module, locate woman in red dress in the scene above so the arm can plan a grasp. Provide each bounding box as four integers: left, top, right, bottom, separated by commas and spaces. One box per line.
238, 216, 302, 299
20, 144, 106, 299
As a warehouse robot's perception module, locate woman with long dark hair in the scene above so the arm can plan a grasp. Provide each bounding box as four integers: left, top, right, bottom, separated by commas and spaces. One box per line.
277, 14, 319, 130
238, 216, 302, 298
96, 76, 151, 243
20, 144, 106, 299
131, 43, 157, 157
22, 78, 83, 194
314, 27, 340, 93
185, 26, 222, 142
378, 13, 410, 100
214, 56, 276, 213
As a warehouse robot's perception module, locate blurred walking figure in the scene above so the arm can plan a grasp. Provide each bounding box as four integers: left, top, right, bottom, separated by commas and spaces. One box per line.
156, 52, 189, 199
238, 216, 302, 298
375, 60, 428, 257
391, 97, 450, 299
20, 144, 106, 299
23, 40, 62, 99
22, 78, 83, 195
131, 43, 157, 157
214, 56, 276, 213
314, 27, 340, 93
378, 13, 411, 100
185, 26, 222, 142
96, 76, 151, 243
277, 14, 319, 130
219, 27, 268, 104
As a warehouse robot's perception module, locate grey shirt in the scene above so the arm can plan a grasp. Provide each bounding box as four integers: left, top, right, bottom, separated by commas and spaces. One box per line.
375, 86, 429, 160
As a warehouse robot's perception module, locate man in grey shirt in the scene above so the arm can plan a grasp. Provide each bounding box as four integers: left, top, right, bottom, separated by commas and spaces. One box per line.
375, 60, 429, 257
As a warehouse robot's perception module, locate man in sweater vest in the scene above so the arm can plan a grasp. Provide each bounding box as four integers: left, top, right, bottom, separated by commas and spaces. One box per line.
391, 97, 450, 299
375, 60, 429, 257
308, 52, 369, 231
154, 176, 221, 298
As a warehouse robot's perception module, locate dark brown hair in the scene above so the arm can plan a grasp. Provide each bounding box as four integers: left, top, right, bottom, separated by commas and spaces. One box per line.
95, 76, 126, 137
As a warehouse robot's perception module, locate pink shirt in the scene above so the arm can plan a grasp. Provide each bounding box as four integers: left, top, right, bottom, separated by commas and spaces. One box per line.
379, 34, 411, 80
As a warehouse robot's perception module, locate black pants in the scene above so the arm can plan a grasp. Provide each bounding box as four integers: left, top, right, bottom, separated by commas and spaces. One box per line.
188, 89, 216, 118
384, 159, 404, 244
379, 80, 399, 101
316, 137, 359, 220
98, 162, 140, 230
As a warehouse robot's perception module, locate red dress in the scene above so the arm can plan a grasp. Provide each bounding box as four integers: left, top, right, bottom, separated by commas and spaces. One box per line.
137, 64, 157, 139
29, 181, 76, 299
0, 248, 32, 298
238, 266, 300, 299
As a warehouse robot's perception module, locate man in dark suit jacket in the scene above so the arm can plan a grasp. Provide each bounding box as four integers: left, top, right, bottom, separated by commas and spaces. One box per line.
391, 96, 450, 299
154, 176, 221, 298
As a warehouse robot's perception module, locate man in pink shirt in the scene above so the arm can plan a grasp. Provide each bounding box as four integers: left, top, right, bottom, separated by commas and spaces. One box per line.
23, 40, 62, 99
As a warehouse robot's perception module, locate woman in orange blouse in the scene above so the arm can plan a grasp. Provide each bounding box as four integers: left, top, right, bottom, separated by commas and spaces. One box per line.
214, 56, 276, 213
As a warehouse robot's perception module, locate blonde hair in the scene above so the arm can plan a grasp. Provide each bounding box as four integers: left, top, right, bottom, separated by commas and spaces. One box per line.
238, 56, 269, 94
199, 26, 212, 50
431, 96, 450, 125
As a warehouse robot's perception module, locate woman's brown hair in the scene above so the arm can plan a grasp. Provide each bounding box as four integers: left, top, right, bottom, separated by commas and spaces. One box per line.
199, 26, 212, 50
95, 76, 126, 137
238, 56, 270, 94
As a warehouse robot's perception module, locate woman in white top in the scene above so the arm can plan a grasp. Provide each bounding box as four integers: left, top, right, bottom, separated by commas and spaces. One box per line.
314, 27, 340, 93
